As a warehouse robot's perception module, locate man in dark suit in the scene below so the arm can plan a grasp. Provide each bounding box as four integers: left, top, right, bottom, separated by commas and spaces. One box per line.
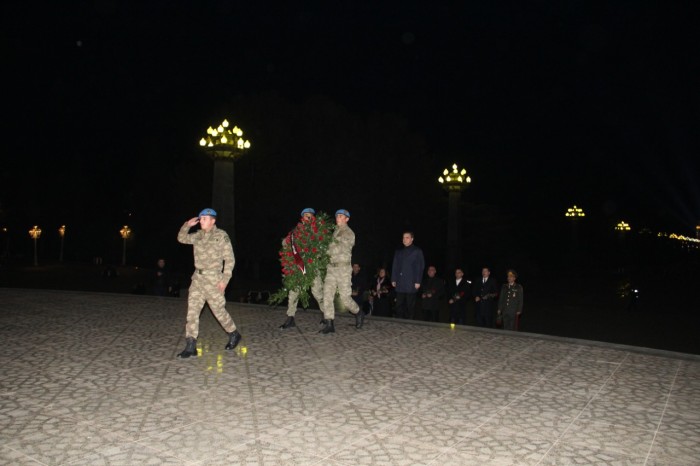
391, 231, 425, 319
473, 266, 498, 327
420, 265, 446, 322
447, 268, 470, 325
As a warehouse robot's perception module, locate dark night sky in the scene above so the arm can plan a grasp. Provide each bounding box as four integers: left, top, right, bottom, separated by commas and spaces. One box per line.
2, 1, 699, 274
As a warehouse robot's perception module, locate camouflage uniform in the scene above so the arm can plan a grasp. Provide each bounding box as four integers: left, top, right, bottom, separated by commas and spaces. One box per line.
177, 222, 236, 338
287, 276, 324, 316
280, 232, 325, 316
321, 223, 360, 320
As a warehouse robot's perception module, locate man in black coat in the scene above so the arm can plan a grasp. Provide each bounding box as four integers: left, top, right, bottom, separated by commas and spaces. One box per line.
447, 268, 470, 325
391, 231, 425, 319
420, 265, 446, 322
473, 266, 498, 327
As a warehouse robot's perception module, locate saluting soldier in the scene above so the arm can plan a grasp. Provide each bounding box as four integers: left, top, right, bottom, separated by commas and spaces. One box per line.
319, 209, 363, 333
175, 208, 242, 358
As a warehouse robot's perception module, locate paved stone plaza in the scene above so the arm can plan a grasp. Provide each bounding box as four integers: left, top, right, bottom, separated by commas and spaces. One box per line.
1, 288, 699, 465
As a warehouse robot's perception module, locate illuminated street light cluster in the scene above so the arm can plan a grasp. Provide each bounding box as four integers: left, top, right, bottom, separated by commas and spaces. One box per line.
24, 224, 135, 265
565, 205, 585, 217
199, 119, 251, 159
615, 221, 631, 231
28, 225, 42, 266
438, 163, 471, 273
58, 225, 66, 262
120, 225, 132, 266
438, 163, 472, 192
662, 232, 700, 251
28, 225, 42, 240
664, 233, 700, 243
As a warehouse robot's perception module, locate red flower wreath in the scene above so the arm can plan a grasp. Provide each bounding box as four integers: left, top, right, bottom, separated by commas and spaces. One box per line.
269, 211, 335, 308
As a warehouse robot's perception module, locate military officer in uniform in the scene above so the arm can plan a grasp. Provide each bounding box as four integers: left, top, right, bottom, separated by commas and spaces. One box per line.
279, 207, 325, 329
319, 209, 363, 333
497, 269, 524, 330
175, 208, 242, 358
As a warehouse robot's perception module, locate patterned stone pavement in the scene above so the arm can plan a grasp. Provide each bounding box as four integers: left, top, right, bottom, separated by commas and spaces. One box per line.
1, 288, 699, 465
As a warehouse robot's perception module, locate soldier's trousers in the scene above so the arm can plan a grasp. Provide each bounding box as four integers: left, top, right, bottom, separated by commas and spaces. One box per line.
185, 274, 236, 338
321, 264, 359, 320
287, 275, 324, 316
502, 311, 517, 331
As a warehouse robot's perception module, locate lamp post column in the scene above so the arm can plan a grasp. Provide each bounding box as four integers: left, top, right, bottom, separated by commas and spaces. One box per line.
29, 226, 42, 266
120, 225, 131, 266
565, 205, 585, 262
199, 119, 251, 242
447, 190, 461, 272
212, 158, 235, 236
438, 164, 471, 274
58, 225, 66, 263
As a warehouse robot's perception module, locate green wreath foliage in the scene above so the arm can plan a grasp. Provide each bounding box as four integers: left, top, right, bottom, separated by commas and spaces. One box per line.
269, 212, 335, 308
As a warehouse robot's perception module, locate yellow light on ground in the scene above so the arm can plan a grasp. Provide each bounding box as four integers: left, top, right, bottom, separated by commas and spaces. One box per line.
450, 323, 455, 329
615, 221, 631, 231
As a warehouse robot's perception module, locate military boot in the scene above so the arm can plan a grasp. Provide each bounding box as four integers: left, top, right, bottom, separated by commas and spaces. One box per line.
319, 319, 335, 334
225, 330, 242, 350
355, 310, 365, 329
177, 337, 197, 358
280, 316, 296, 329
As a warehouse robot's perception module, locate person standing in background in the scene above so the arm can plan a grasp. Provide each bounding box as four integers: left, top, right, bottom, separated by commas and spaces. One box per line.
391, 231, 425, 319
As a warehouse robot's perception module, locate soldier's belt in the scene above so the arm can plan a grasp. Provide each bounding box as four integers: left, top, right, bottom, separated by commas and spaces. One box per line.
196, 269, 220, 274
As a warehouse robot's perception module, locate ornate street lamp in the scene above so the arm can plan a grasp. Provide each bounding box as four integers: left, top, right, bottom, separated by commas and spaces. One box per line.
564, 205, 585, 256
615, 221, 631, 231
565, 205, 585, 217
28, 225, 42, 266
58, 225, 66, 262
199, 120, 251, 156
199, 119, 252, 239
119, 225, 131, 266
438, 163, 472, 273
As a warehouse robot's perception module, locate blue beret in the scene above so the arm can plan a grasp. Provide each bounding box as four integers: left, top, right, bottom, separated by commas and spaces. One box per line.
335, 209, 350, 218
198, 208, 217, 217
300, 208, 316, 216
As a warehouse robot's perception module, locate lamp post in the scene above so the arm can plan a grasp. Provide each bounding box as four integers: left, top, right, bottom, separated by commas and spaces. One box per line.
28, 225, 42, 266
614, 220, 631, 267
1, 227, 8, 260
58, 225, 66, 263
565, 205, 585, 218
199, 119, 251, 240
438, 163, 471, 273
565, 205, 585, 256
119, 225, 131, 266
615, 221, 630, 232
